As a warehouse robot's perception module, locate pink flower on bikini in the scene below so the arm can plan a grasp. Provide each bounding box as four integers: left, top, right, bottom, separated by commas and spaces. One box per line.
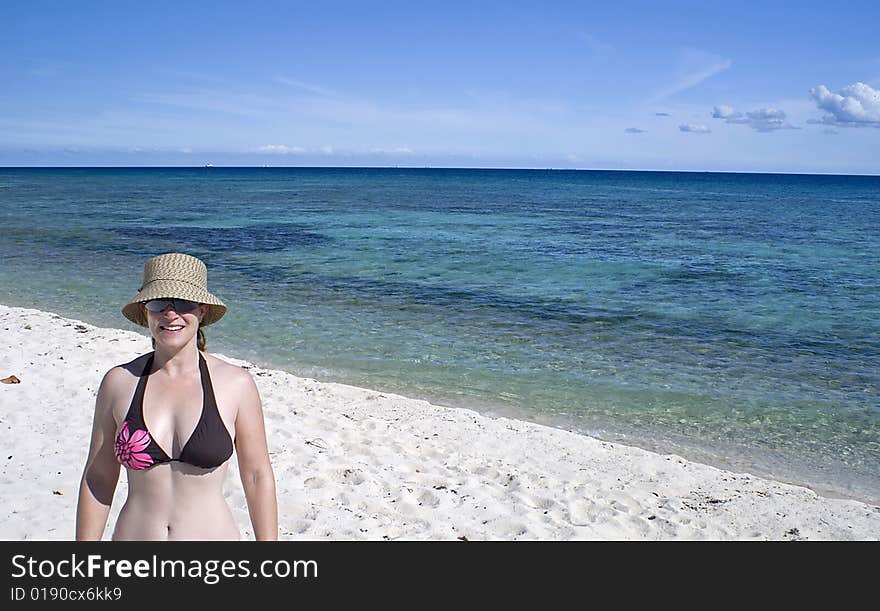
115, 422, 154, 470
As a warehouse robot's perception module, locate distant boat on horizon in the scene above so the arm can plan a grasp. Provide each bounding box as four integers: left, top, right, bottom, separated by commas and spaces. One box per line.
205, 163, 213, 168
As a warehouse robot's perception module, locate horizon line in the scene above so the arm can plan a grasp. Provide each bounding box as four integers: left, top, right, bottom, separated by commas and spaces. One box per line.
1, 165, 879, 178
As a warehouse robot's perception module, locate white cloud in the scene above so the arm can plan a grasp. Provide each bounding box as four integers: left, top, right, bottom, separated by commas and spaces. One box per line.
369, 147, 414, 154
712, 105, 740, 119
810, 82, 880, 127
710, 105, 797, 132
679, 123, 711, 133
252, 145, 416, 157
743, 108, 797, 132
256, 144, 307, 154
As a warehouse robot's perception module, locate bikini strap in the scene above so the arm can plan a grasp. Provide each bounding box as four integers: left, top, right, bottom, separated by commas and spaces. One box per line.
198, 352, 219, 411
130, 352, 155, 423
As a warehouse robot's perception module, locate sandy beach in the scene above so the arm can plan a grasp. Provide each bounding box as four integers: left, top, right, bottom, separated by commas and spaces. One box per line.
1, 303, 877, 541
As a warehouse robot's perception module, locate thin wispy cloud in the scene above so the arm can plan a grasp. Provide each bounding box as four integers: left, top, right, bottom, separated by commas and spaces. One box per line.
578, 32, 613, 55
156, 70, 244, 88
647, 49, 733, 104
134, 90, 282, 117
103, 81, 590, 157
625, 127, 646, 134
809, 82, 880, 127
274, 77, 338, 97
26, 64, 62, 79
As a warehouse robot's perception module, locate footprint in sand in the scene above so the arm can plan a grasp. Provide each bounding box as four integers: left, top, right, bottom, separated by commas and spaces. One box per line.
331, 468, 365, 486
303, 476, 326, 489
567, 499, 600, 526
416, 490, 441, 508
293, 519, 312, 534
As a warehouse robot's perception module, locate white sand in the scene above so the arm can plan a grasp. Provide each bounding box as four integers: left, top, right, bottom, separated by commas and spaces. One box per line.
1, 303, 878, 541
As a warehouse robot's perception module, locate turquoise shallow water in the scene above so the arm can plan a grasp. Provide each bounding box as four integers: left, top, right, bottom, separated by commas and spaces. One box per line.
1, 167, 878, 502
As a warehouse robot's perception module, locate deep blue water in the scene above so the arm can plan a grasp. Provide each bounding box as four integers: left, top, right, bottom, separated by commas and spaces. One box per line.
1, 167, 878, 502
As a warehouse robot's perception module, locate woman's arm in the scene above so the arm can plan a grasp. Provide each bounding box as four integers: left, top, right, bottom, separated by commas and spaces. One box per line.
75, 368, 123, 541
234, 371, 278, 541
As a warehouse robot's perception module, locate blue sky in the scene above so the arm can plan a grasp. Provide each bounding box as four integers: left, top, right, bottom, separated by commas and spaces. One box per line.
2, 1, 879, 173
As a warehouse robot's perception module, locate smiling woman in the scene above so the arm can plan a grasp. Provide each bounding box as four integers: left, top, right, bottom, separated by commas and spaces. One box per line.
75, 252, 278, 541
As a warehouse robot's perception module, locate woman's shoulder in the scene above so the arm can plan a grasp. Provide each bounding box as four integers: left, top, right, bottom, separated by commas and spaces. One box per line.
105, 353, 151, 380
202, 353, 261, 408
203, 352, 256, 385
96, 353, 150, 401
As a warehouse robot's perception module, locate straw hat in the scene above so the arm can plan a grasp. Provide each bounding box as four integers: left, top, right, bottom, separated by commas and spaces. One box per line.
122, 253, 227, 327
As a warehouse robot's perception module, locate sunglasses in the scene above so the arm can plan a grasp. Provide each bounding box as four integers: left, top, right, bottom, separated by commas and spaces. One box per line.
144, 299, 201, 314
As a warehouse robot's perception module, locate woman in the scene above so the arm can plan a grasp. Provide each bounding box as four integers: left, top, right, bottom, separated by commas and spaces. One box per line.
75, 252, 277, 540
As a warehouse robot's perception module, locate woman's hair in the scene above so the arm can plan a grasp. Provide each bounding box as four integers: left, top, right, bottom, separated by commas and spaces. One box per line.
151, 325, 207, 351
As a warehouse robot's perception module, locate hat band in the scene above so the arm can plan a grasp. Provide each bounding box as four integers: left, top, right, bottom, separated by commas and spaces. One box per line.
139, 277, 209, 293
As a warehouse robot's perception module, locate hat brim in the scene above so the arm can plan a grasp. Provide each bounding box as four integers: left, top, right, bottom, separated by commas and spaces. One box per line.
122, 279, 227, 327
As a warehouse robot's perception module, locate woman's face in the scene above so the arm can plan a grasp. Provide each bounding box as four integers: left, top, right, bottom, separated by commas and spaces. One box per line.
143, 301, 207, 349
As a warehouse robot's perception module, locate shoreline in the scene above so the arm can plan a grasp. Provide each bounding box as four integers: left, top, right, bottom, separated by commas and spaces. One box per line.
1, 303, 878, 540
272, 368, 877, 507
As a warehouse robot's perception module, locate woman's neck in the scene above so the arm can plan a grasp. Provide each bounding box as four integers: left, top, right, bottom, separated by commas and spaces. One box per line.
152, 341, 201, 377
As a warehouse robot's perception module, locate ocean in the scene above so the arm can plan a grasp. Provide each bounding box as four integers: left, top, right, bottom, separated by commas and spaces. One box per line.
1, 167, 877, 502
